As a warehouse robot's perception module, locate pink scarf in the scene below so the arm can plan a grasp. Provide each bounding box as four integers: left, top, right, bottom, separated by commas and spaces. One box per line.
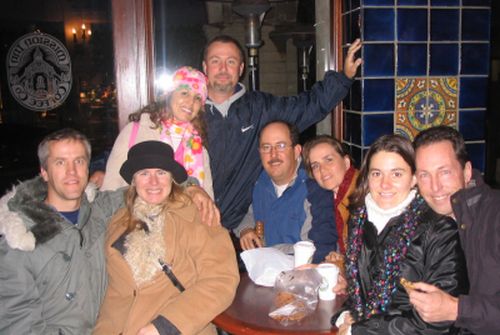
160, 118, 205, 187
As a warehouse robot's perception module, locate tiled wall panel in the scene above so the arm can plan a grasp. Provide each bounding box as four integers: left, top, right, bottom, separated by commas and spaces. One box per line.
342, 0, 491, 170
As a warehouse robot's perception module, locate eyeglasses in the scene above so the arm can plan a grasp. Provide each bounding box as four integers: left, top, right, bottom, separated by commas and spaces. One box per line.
259, 142, 292, 154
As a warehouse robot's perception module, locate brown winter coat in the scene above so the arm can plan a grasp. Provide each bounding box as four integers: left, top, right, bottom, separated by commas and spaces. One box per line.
93, 203, 239, 335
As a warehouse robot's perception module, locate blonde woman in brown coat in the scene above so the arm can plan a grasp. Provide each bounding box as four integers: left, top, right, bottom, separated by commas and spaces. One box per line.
93, 141, 239, 335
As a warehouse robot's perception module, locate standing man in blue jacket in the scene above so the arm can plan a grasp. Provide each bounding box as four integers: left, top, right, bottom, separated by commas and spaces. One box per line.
410, 126, 500, 335
233, 121, 337, 263
202, 35, 362, 230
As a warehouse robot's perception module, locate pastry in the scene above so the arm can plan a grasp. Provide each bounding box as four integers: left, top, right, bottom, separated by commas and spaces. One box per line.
400, 277, 415, 291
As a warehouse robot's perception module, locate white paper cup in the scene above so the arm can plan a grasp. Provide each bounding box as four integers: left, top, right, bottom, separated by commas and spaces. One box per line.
316, 263, 339, 300
293, 241, 316, 267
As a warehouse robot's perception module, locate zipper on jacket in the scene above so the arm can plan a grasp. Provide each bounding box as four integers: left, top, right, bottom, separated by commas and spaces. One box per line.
159, 259, 185, 292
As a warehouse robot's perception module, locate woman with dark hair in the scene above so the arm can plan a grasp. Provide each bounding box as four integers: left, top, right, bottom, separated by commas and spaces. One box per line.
93, 141, 239, 335
101, 66, 213, 199
335, 134, 467, 335
303, 135, 358, 254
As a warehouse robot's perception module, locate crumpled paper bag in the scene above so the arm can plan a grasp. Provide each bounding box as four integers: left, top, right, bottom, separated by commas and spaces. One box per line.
241, 247, 294, 287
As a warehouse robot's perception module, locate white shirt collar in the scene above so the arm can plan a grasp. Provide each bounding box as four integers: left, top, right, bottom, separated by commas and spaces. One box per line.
271, 158, 301, 198
365, 189, 417, 234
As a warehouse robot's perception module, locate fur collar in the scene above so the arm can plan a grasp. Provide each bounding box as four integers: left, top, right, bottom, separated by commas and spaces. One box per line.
0, 176, 97, 251
124, 198, 167, 286
0, 183, 36, 251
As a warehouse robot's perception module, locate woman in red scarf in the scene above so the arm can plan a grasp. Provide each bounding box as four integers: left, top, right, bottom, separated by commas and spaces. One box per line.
303, 135, 358, 254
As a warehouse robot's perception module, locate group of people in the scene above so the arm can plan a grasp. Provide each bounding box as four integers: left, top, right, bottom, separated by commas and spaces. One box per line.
237, 122, 499, 335
326, 126, 499, 335
0, 129, 239, 335
234, 121, 337, 263
0, 34, 361, 335
0, 32, 498, 335
333, 130, 468, 335
234, 122, 358, 262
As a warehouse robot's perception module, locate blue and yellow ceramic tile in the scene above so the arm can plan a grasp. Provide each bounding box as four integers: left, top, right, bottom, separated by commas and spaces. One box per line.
429, 77, 457, 110
395, 77, 457, 140
396, 78, 427, 112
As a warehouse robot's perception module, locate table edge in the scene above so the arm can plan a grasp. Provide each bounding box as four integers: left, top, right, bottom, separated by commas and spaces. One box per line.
213, 311, 338, 335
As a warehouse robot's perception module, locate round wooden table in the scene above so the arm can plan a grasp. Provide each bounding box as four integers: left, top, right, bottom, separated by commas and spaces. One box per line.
213, 273, 345, 334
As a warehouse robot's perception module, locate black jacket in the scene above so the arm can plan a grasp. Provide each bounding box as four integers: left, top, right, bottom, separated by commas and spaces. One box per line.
204, 71, 352, 230
452, 170, 500, 335
347, 196, 468, 335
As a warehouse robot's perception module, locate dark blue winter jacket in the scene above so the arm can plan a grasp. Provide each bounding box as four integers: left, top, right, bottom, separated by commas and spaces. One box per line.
205, 71, 352, 230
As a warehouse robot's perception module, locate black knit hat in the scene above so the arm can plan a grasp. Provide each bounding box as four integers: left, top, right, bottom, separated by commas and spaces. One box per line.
119, 141, 188, 184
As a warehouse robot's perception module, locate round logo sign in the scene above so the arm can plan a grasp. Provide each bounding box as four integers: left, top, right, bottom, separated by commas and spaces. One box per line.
6, 32, 72, 111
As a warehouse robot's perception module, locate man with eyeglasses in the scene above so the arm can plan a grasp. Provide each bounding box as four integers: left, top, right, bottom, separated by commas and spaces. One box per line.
202, 35, 362, 232
233, 121, 337, 263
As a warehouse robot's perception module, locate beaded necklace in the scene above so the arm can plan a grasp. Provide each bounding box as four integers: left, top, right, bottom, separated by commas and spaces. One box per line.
346, 193, 425, 319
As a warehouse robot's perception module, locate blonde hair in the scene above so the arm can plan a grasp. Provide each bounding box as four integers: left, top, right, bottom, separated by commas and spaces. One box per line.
123, 181, 192, 233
